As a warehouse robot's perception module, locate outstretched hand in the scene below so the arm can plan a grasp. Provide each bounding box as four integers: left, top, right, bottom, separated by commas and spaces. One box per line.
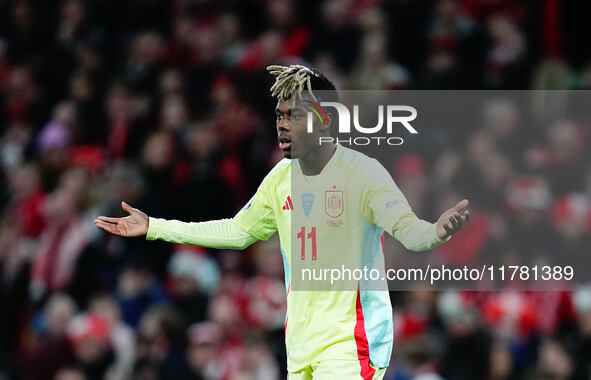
436, 199, 470, 239
94, 201, 149, 237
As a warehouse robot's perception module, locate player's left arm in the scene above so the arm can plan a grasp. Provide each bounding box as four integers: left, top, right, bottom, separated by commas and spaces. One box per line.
393, 200, 469, 251
366, 160, 470, 252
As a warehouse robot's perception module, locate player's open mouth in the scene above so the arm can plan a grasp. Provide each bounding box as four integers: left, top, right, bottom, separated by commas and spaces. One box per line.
279, 136, 291, 150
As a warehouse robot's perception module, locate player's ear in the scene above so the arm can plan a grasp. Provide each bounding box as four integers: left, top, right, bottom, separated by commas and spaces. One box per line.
320, 112, 333, 131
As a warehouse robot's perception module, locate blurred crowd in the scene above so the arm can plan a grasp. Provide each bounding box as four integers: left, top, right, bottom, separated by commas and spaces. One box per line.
0, 0, 590, 379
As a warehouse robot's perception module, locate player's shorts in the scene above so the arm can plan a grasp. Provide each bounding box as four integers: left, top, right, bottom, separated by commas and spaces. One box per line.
288, 360, 386, 380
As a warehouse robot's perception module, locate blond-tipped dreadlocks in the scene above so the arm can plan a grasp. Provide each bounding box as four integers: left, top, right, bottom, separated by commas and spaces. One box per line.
267, 64, 320, 102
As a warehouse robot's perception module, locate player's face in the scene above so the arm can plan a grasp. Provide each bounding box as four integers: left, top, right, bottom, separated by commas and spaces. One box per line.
275, 98, 322, 159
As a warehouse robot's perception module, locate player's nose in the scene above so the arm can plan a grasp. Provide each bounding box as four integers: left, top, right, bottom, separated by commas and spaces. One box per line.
277, 117, 290, 132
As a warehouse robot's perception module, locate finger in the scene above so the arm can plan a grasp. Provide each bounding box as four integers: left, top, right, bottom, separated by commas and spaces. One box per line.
94, 220, 118, 234
96, 216, 120, 224
455, 199, 469, 212
463, 210, 471, 222
121, 201, 133, 214
454, 214, 464, 228
95, 219, 124, 235
457, 214, 468, 224
443, 224, 453, 236
450, 216, 459, 230
447, 222, 454, 232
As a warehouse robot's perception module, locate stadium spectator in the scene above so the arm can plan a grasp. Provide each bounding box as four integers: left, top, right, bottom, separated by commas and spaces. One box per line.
0, 1, 590, 379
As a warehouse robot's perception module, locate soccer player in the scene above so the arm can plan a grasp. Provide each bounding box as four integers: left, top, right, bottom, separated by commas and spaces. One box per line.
94, 65, 470, 379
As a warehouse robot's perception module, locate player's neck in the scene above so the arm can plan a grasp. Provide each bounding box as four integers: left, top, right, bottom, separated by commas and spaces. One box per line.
298, 143, 337, 176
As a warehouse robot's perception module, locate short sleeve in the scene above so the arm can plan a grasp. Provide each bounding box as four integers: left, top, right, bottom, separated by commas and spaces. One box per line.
233, 178, 278, 241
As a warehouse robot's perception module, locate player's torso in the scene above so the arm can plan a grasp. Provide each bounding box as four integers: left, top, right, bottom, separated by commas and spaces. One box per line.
267, 147, 392, 370
272, 150, 372, 271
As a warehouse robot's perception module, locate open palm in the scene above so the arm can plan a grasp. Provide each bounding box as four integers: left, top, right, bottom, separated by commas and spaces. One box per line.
94, 201, 149, 237
436, 199, 471, 239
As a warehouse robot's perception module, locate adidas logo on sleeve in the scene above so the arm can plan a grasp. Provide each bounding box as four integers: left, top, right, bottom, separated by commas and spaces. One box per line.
282, 195, 294, 211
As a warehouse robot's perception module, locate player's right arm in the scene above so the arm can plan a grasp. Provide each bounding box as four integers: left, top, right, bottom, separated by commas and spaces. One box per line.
94, 176, 278, 250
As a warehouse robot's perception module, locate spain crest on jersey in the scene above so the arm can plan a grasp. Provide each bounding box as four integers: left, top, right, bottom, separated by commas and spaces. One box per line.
325, 190, 343, 218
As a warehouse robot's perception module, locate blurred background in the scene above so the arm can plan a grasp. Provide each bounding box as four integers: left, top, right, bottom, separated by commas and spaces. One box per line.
0, 0, 590, 379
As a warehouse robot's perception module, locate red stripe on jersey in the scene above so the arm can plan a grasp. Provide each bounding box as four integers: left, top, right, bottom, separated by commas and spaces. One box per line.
287, 195, 294, 210
354, 287, 376, 380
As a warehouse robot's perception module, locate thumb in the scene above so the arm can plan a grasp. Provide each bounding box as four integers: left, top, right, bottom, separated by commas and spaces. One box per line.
455, 199, 469, 212
121, 201, 133, 214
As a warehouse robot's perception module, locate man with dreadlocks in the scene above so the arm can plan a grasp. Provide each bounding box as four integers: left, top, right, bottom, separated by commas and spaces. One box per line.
95, 64, 470, 379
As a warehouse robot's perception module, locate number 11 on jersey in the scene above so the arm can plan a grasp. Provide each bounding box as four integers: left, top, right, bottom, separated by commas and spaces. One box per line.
297, 226, 317, 261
